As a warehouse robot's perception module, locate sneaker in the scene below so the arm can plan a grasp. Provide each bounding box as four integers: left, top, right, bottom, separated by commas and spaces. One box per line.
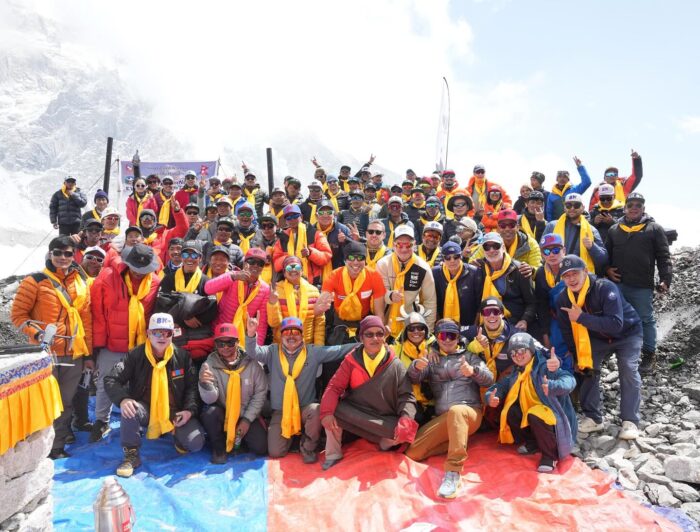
302, 451, 318, 464
618, 421, 640, 440
210, 449, 227, 465
578, 417, 604, 433
437, 471, 461, 499
89, 420, 111, 443
48, 447, 71, 460
322, 457, 342, 471
517, 442, 538, 455
71, 420, 94, 433
537, 457, 557, 473
116, 447, 141, 478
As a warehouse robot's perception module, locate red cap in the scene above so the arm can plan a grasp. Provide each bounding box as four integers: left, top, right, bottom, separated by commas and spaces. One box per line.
214, 323, 239, 340
497, 209, 518, 222
245, 247, 267, 262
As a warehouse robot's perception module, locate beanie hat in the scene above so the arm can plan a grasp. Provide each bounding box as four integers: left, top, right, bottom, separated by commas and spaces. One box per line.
94, 189, 109, 202
359, 315, 385, 337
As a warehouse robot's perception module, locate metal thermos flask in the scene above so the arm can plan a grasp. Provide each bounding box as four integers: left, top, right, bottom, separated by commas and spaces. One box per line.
93, 476, 135, 531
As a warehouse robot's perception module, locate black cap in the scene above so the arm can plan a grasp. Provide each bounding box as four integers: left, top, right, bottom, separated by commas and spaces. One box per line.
317, 199, 335, 212
125, 225, 143, 236
217, 217, 235, 228
185, 202, 200, 213
259, 214, 278, 225
508, 333, 537, 354
626, 192, 645, 204
84, 218, 103, 229
209, 245, 230, 259
182, 240, 202, 253
343, 240, 367, 259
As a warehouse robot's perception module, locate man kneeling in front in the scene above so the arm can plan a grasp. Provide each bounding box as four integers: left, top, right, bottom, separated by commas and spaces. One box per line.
105, 313, 204, 477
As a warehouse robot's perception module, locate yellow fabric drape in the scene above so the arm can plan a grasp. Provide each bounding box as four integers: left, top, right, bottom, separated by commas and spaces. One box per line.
244, 188, 257, 205
388, 254, 416, 337
598, 199, 625, 211
144, 341, 175, 439
545, 265, 557, 288
619, 222, 646, 233
553, 214, 595, 272
61, 184, 70, 198
418, 246, 439, 267
279, 346, 307, 438
473, 178, 487, 209
223, 365, 246, 452
327, 192, 340, 213
567, 274, 593, 370
443, 189, 456, 219
309, 203, 319, 225
134, 192, 152, 220
158, 192, 172, 226
42, 269, 89, 358
238, 232, 255, 255
143, 232, 158, 246
550, 182, 572, 198
286, 225, 310, 280
366, 246, 387, 271
387, 221, 396, 248
499, 359, 555, 444
477, 322, 506, 377
207, 267, 223, 302
442, 262, 463, 322
103, 228, 120, 236
233, 282, 261, 342
316, 222, 335, 280
282, 280, 309, 323
613, 180, 625, 203
127, 274, 153, 349
338, 268, 367, 322
362, 346, 386, 378
400, 340, 431, 404
520, 215, 536, 241
506, 238, 518, 259
174, 267, 202, 293
482, 254, 512, 318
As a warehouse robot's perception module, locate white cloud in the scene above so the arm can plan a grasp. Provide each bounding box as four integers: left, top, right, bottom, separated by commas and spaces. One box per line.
678, 115, 700, 134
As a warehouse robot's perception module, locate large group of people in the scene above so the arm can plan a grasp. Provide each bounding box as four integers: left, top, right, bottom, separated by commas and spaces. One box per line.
11, 150, 673, 499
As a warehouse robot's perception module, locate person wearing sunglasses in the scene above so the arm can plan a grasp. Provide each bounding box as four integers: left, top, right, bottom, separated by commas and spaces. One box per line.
589, 183, 624, 242
543, 192, 608, 275
338, 191, 370, 238
320, 315, 418, 471
465, 165, 511, 221
72, 219, 104, 264
231, 202, 258, 255
555, 255, 643, 440
376, 225, 437, 338
126, 177, 157, 226
202, 218, 244, 269
315, 199, 352, 279
324, 174, 349, 213
417, 195, 446, 241
199, 323, 269, 464
587, 150, 643, 211
435, 170, 459, 220
136, 197, 189, 267
12, 235, 94, 459
272, 203, 332, 285
363, 220, 391, 271
379, 196, 414, 248
417, 221, 444, 267
533, 234, 572, 374
81, 245, 107, 279
406, 318, 494, 499
299, 179, 327, 225
473, 232, 535, 333
174, 170, 199, 208
49, 175, 88, 236
104, 313, 205, 478
199, 176, 225, 208
404, 187, 428, 229
99, 206, 122, 241
480, 184, 512, 234
145, 173, 161, 195
432, 241, 481, 326
244, 314, 359, 463
545, 156, 591, 221
517, 190, 547, 243
605, 192, 672, 376
240, 167, 269, 219
267, 255, 324, 345
485, 332, 576, 474
152, 175, 178, 229
81, 188, 110, 228
249, 214, 279, 284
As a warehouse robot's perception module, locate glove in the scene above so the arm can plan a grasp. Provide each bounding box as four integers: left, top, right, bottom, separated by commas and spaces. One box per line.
393, 416, 419, 443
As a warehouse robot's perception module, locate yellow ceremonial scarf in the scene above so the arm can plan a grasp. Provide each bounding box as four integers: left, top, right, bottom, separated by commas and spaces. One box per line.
317, 222, 335, 280
499, 359, 555, 444
327, 191, 340, 212
363, 346, 386, 378
551, 182, 572, 198
545, 265, 558, 289
387, 220, 396, 248
442, 262, 463, 322
520, 215, 536, 240
143, 231, 158, 245
91, 208, 102, 221
244, 187, 257, 205
420, 213, 441, 225
42, 269, 89, 358
482, 254, 512, 317
144, 341, 175, 439
474, 321, 505, 377
473, 178, 487, 208
400, 339, 431, 403
207, 267, 223, 302
568, 274, 593, 370
613, 180, 625, 203
134, 191, 152, 220
174, 267, 202, 293
61, 184, 70, 198
286, 225, 310, 279
158, 192, 172, 226
233, 282, 261, 342
261, 263, 273, 285
619, 220, 646, 233
238, 231, 255, 255
443, 189, 456, 219
103, 227, 120, 236
282, 280, 309, 323
418, 246, 439, 267
309, 203, 318, 225
388, 254, 415, 337
279, 346, 307, 438
553, 214, 595, 272
223, 363, 246, 452
506, 237, 518, 259
127, 274, 152, 349
366, 246, 387, 272
598, 199, 625, 212
338, 268, 367, 321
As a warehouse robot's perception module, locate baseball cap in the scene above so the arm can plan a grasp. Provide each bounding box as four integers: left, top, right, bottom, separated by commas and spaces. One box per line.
182, 240, 202, 253
161, 175, 174, 184
100, 207, 120, 221
598, 184, 615, 197
394, 225, 415, 240
482, 232, 504, 245
387, 196, 403, 205
473, 165, 485, 173
308, 180, 323, 189
148, 313, 174, 331
441, 241, 461, 256
245, 247, 267, 262
84, 245, 106, 258
423, 221, 443, 235
217, 196, 234, 206
497, 209, 518, 222
214, 323, 238, 340
480, 297, 504, 313
435, 319, 460, 335
559, 254, 587, 275
282, 204, 302, 217
626, 192, 645, 204
539, 233, 563, 248
280, 317, 303, 332
564, 193, 583, 204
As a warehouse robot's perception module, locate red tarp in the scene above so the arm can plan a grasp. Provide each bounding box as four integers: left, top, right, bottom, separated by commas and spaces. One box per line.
268, 434, 678, 531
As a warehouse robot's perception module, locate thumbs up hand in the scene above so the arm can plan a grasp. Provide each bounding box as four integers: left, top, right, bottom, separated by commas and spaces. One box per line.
546, 347, 560, 372
542, 375, 549, 397
488, 392, 500, 408
459, 355, 474, 377
475, 327, 488, 349
200, 363, 215, 384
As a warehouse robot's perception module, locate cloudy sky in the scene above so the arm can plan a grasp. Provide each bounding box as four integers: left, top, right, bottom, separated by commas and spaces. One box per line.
24, 0, 700, 245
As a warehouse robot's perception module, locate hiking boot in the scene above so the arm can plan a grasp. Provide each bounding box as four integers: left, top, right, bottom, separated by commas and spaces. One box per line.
517, 442, 538, 455
48, 447, 71, 460
322, 457, 342, 471
302, 451, 318, 464
211, 446, 227, 464
437, 471, 461, 499
578, 417, 604, 433
116, 447, 141, 478
638, 350, 657, 376
89, 420, 111, 443
618, 421, 640, 440
537, 457, 557, 473
71, 420, 94, 433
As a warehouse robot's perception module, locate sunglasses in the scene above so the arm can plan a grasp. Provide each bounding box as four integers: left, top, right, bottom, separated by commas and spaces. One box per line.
182, 251, 201, 259
388, 203, 402, 209
147, 180, 158, 185
444, 254, 461, 262
318, 210, 334, 216
407, 325, 426, 333
510, 347, 529, 358
497, 222, 517, 229
481, 308, 502, 317
85, 254, 104, 263
362, 331, 385, 339
282, 329, 302, 337
260, 223, 276, 229
626, 202, 644, 209
346, 254, 365, 262
162, 182, 174, 186
366, 229, 384, 236
285, 263, 303, 272
426, 203, 440, 209
599, 196, 614, 202
217, 227, 233, 233
475, 170, 486, 174
604, 172, 618, 178
245, 177, 256, 181
186, 176, 196, 180
105, 216, 120, 222
437, 331, 459, 342
565, 202, 583, 209
215, 339, 237, 348
151, 330, 173, 338
394, 242, 413, 250
452, 202, 467, 208
186, 211, 199, 216
284, 213, 301, 220
238, 211, 253, 218
245, 259, 265, 268
51, 249, 74, 258
134, 184, 146, 189
542, 246, 562, 256
483, 243, 501, 251
140, 215, 155, 221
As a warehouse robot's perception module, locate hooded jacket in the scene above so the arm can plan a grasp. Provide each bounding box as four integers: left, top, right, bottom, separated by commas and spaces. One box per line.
49, 187, 88, 227
473, 258, 537, 326
545, 165, 591, 221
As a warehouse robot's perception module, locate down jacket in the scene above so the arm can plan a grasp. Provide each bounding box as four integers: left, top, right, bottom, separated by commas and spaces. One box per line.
11, 261, 93, 357
90, 263, 161, 353
49, 188, 87, 226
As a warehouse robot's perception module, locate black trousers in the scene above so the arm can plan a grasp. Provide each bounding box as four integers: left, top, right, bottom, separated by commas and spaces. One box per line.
200, 404, 268, 456
58, 222, 81, 236
505, 401, 558, 461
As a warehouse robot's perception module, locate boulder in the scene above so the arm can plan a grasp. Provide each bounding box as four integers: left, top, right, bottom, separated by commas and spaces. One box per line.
643, 483, 680, 507
664, 456, 700, 483
644, 423, 663, 438
681, 503, 700, 525
669, 482, 700, 503
682, 383, 700, 402
617, 468, 639, 491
